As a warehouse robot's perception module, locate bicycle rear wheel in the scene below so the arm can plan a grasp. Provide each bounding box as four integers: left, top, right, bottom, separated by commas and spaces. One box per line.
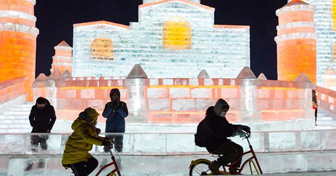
189, 161, 212, 176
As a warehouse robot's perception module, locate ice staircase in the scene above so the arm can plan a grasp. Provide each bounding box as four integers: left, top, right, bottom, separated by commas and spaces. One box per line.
0, 102, 33, 133
315, 108, 336, 129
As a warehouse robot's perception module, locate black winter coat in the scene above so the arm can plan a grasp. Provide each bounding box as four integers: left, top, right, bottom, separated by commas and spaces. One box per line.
203, 106, 240, 152
29, 100, 56, 133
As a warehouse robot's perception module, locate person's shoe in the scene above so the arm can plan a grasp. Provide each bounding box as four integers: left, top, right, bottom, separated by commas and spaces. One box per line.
209, 161, 221, 175
229, 167, 241, 175
40, 143, 48, 150
38, 161, 45, 168
31, 145, 38, 152
24, 161, 34, 171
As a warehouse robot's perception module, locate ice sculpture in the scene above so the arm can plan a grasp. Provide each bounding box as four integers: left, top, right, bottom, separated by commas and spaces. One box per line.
72, 0, 250, 78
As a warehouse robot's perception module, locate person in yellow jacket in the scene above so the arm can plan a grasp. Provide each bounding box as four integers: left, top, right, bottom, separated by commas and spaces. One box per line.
62, 107, 113, 176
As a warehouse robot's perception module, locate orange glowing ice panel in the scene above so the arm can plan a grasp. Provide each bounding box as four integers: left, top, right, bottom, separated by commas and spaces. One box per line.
277, 39, 316, 83
90, 38, 114, 60
163, 17, 191, 49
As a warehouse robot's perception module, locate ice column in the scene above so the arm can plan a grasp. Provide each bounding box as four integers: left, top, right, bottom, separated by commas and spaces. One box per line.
125, 64, 149, 122
237, 67, 261, 121
275, 0, 317, 83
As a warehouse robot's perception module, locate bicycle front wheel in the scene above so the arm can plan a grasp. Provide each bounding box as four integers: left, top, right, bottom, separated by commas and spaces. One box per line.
189, 161, 212, 176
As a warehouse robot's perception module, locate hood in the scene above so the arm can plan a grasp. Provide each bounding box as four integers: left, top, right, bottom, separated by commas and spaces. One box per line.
72, 107, 99, 130
110, 88, 121, 101
206, 106, 216, 117
35, 97, 50, 106
213, 99, 229, 116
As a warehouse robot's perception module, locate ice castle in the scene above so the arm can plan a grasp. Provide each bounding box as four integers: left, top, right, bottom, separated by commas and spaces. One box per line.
71, 0, 250, 78
2, 0, 336, 175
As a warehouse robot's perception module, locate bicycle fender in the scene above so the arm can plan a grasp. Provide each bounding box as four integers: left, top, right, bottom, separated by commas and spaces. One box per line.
189, 159, 212, 169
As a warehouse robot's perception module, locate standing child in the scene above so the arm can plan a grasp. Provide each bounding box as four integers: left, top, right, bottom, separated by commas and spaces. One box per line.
102, 88, 128, 152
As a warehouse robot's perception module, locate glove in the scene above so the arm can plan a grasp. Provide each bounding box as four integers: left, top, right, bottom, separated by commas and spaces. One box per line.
95, 128, 101, 135
235, 125, 251, 137
102, 137, 113, 149
241, 126, 251, 134
235, 130, 246, 137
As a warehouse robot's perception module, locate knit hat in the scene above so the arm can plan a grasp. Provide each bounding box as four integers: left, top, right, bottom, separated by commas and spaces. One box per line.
213, 99, 230, 116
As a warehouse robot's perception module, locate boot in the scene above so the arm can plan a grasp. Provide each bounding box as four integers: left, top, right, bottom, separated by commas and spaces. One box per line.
38, 160, 45, 168
229, 167, 242, 175
24, 161, 34, 171
209, 161, 221, 175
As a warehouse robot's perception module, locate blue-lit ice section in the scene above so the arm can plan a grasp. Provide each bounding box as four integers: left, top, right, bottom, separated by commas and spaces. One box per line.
72, 0, 250, 78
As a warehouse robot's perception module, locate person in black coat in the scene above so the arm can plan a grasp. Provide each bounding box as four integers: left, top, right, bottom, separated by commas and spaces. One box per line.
29, 97, 56, 150
203, 98, 250, 175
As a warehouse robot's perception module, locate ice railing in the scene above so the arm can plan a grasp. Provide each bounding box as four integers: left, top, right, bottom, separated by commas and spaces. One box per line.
1, 130, 336, 155
316, 86, 336, 116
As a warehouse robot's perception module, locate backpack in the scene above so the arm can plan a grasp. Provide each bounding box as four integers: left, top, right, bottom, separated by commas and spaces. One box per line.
195, 119, 211, 147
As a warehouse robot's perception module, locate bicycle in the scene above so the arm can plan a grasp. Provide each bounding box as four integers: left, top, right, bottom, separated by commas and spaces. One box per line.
95, 149, 122, 176
189, 133, 263, 175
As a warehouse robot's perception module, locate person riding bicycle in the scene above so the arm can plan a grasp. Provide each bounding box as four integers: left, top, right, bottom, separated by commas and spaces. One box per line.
62, 107, 113, 176
203, 99, 251, 175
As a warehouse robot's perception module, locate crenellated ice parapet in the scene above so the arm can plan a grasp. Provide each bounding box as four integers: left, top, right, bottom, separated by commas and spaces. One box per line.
33, 66, 315, 123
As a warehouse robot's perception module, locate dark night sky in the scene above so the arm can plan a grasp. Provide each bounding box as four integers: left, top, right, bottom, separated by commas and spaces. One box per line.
34, 0, 287, 80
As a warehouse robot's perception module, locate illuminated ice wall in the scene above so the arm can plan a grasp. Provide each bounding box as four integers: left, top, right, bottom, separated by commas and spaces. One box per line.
0, 0, 39, 101
72, 0, 250, 78
276, 1, 317, 83
287, 0, 336, 86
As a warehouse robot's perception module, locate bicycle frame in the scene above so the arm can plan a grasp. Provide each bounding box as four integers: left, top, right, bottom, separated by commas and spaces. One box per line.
95, 150, 122, 176
189, 134, 263, 175
221, 136, 263, 175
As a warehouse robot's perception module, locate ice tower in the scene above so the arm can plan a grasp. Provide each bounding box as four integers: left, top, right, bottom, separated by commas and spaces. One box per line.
280, 0, 336, 88
50, 41, 73, 74
275, 0, 317, 83
0, 0, 39, 101
72, 0, 250, 78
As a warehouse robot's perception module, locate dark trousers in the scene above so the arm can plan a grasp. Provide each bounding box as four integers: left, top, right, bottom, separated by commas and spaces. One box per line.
315, 108, 318, 123
105, 134, 124, 152
31, 134, 49, 150
66, 157, 98, 176
211, 141, 244, 168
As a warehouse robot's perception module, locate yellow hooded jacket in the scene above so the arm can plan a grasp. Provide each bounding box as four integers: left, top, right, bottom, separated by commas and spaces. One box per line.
62, 108, 104, 166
